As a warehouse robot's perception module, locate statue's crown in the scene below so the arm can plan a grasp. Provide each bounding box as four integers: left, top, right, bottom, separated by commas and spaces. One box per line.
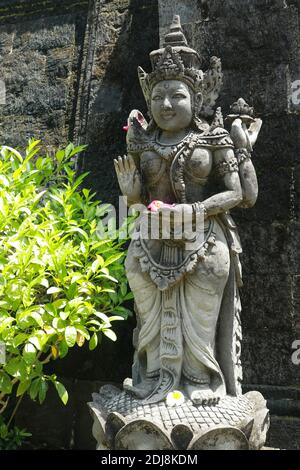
138, 15, 223, 117
150, 15, 201, 74
139, 16, 203, 94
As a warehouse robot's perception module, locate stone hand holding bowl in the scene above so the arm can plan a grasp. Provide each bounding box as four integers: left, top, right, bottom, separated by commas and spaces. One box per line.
226, 98, 262, 151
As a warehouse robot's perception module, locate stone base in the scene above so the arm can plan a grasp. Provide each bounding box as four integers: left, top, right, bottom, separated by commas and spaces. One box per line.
88, 385, 270, 450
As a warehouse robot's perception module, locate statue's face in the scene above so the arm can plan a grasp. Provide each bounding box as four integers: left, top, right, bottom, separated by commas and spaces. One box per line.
151, 80, 193, 132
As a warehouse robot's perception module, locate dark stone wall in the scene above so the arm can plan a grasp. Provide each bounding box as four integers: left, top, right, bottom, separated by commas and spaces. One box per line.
0, 0, 299, 450
0, 0, 89, 148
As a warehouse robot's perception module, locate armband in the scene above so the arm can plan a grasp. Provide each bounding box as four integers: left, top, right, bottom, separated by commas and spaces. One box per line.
235, 148, 252, 165
215, 157, 238, 177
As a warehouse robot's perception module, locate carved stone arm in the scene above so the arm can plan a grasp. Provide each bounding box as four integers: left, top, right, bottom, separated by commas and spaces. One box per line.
201, 148, 243, 216
230, 118, 261, 208
228, 97, 262, 208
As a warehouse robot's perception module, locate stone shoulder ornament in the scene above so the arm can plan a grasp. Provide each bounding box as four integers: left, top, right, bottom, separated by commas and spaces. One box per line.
89, 15, 269, 450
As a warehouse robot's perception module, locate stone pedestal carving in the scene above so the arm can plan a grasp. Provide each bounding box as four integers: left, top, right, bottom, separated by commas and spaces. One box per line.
89, 15, 269, 450
89, 386, 269, 450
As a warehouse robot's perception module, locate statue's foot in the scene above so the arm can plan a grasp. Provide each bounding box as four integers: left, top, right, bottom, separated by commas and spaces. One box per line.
123, 377, 158, 399
184, 383, 220, 406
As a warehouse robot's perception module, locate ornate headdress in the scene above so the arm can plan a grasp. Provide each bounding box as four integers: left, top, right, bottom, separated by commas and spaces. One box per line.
138, 15, 223, 117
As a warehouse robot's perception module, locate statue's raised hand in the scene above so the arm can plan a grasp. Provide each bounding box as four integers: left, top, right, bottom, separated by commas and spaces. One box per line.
230, 117, 262, 151
114, 154, 141, 204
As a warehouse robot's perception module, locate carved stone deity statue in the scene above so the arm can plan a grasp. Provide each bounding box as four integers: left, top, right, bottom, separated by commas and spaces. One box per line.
89, 16, 270, 451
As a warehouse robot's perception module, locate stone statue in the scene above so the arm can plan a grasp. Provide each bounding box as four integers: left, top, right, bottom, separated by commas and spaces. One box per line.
89, 15, 269, 450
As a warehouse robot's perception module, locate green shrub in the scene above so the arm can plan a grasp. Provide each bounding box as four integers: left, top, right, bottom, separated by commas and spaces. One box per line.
0, 140, 132, 441
0, 416, 31, 450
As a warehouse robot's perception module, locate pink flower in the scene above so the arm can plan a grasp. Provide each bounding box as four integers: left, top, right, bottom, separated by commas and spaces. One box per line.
123, 125, 129, 132
147, 200, 175, 212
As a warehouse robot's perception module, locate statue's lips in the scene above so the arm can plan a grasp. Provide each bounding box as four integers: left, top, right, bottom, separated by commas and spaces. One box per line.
160, 112, 176, 120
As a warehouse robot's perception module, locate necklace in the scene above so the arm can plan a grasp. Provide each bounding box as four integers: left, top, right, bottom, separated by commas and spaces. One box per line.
152, 130, 194, 161
154, 129, 193, 147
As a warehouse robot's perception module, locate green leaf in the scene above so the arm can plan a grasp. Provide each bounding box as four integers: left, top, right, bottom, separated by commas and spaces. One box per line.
29, 312, 44, 328
103, 253, 125, 268
40, 278, 49, 288
52, 318, 66, 330
114, 306, 133, 319
0, 139, 130, 415
23, 343, 37, 364
0, 317, 15, 333
53, 299, 67, 310
0, 175, 9, 187
91, 256, 104, 273
58, 340, 69, 358
59, 311, 69, 321
66, 283, 77, 299
55, 149, 65, 163
67, 227, 89, 241
123, 292, 134, 301
103, 329, 117, 342
94, 312, 110, 323
99, 273, 118, 284
16, 379, 31, 397
68, 145, 87, 157
44, 304, 57, 316
29, 379, 41, 400
36, 157, 44, 170
54, 381, 68, 405
26, 139, 41, 153
0, 423, 8, 439
89, 333, 98, 351
120, 283, 127, 297
28, 336, 42, 351
82, 188, 90, 199
47, 287, 62, 295
0, 371, 13, 394
13, 333, 28, 348
38, 380, 48, 404
108, 316, 124, 322
64, 143, 74, 159
75, 326, 90, 340
18, 310, 44, 327
87, 319, 102, 328
64, 326, 77, 347
5, 357, 27, 380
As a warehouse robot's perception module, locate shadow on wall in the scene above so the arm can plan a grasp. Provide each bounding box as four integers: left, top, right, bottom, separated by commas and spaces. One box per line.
76, 0, 159, 208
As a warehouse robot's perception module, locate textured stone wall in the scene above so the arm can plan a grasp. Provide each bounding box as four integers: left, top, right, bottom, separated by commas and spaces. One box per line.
0, 0, 89, 148
0, 0, 299, 450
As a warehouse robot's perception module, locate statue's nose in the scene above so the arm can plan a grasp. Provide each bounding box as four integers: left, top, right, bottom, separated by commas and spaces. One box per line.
161, 97, 172, 110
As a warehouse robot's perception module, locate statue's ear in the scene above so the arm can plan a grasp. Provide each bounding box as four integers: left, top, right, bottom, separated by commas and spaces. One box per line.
194, 92, 203, 116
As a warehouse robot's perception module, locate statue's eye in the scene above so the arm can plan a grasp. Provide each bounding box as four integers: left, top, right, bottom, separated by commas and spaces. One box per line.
173, 93, 186, 99
152, 95, 162, 101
